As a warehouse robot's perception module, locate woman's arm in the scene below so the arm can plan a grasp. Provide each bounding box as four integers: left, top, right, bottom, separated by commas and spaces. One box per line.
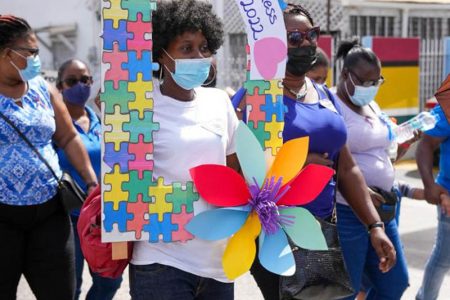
48, 84, 98, 192
416, 134, 447, 204
338, 145, 396, 272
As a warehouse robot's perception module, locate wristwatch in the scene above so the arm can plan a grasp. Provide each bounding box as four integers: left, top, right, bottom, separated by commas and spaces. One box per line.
367, 221, 385, 233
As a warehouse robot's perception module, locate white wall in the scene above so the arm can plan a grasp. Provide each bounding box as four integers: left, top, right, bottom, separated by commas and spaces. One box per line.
0, 0, 101, 76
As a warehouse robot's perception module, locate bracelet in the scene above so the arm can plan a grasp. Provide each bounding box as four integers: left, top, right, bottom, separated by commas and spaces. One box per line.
236, 107, 242, 113
367, 221, 385, 233
86, 182, 98, 189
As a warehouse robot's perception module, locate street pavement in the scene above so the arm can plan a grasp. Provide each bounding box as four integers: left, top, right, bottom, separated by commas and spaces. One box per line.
17, 161, 450, 299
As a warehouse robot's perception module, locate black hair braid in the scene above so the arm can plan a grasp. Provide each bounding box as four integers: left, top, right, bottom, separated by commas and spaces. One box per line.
0, 15, 32, 50
284, 3, 314, 26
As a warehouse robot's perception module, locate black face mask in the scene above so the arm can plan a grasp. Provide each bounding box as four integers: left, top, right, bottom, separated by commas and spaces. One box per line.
286, 46, 318, 76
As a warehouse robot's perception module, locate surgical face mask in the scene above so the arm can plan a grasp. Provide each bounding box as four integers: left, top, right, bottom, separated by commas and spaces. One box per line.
286, 46, 318, 76
345, 73, 380, 106
10, 49, 41, 81
162, 49, 211, 90
62, 82, 91, 107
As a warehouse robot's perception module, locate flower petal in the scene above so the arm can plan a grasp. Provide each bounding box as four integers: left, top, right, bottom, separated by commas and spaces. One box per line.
190, 165, 250, 206
277, 164, 334, 206
185, 208, 249, 241
280, 207, 328, 250
236, 121, 267, 187
258, 229, 295, 276
223, 212, 261, 279
266, 137, 309, 186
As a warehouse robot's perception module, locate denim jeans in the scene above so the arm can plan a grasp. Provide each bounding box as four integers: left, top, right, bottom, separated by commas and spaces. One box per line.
129, 263, 234, 300
416, 207, 450, 300
336, 203, 409, 300
71, 215, 122, 300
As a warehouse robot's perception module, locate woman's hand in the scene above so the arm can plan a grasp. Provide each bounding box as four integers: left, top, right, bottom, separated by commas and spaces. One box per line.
368, 188, 385, 207
440, 193, 450, 216
305, 152, 333, 167
424, 183, 448, 205
369, 228, 397, 273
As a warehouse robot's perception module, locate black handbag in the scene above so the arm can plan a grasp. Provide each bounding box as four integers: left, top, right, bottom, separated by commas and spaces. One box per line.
279, 153, 354, 300
0, 111, 85, 212
368, 186, 398, 223
279, 217, 354, 300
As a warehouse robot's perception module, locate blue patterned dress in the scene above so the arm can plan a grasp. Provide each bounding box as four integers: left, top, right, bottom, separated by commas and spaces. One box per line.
0, 76, 62, 205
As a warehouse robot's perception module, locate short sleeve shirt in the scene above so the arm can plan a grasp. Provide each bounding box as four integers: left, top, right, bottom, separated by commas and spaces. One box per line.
0, 76, 61, 205
425, 105, 450, 191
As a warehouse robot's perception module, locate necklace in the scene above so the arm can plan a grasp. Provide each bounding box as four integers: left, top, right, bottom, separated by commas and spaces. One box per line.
283, 79, 308, 101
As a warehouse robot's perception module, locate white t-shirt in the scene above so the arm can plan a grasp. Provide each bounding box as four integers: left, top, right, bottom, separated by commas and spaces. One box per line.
334, 96, 395, 205
131, 81, 238, 282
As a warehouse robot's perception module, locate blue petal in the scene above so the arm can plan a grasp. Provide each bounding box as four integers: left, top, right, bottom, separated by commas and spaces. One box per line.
185, 208, 249, 241
258, 229, 295, 276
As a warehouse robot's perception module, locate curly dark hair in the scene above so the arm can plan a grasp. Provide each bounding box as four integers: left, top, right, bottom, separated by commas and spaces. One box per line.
152, 0, 224, 62
0, 15, 32, 50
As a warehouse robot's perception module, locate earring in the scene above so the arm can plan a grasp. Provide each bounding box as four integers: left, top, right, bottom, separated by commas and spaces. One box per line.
159, 66, 164, 86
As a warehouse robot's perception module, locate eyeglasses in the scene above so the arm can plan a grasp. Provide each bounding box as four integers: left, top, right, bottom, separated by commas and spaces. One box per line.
63, 75, 93, 87
349, 71, 384, 87
287, 26, 320, 47
11, 47, 40, 57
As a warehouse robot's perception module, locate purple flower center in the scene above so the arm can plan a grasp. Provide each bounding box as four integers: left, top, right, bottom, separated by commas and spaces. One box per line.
249, 176, 287, 235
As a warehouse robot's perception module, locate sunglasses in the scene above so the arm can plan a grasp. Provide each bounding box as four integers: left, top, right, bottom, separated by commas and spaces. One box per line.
349, 71, 384, 87
11, 47, 40, 57
287, 26, 320, 47
63, 75, 93, 87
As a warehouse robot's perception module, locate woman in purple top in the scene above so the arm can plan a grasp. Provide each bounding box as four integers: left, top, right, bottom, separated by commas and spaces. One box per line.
247, 4, 397, 299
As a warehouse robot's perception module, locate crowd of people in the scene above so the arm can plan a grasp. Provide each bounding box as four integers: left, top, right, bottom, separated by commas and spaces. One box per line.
1, 1, 449, 299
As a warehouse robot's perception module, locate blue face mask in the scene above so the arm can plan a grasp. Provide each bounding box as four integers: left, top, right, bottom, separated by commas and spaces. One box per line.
345, 73, 380, 107
163, 49, 211, 90
63, 83, 91, 107
10, 49, 41, 81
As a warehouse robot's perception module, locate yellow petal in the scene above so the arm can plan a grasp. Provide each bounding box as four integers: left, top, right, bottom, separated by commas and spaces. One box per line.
223, 213, 261, 279
266, 136, 309, 185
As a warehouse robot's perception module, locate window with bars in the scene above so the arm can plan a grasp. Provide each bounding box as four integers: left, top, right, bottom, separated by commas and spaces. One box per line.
349, 15, 395, 37
409, 17, 444, 39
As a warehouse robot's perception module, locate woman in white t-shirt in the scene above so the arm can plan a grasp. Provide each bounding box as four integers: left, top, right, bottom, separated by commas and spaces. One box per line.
129, 1, 239, 299
333, 40, 409, 300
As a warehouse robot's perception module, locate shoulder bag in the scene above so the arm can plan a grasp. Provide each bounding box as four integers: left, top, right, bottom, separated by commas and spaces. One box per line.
0, 111, 85, 212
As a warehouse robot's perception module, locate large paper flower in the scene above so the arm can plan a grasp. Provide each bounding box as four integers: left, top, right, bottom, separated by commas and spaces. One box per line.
185, 122, 334, 279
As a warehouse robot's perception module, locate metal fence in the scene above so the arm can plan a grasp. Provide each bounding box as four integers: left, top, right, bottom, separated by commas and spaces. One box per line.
420, 38, 447, 108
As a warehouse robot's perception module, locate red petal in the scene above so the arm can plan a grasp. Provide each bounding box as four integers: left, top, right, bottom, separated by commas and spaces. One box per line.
277, 164, 334, 206
190, 165, 250, 207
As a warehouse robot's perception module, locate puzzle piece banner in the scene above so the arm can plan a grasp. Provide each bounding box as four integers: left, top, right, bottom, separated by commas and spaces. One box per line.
101, 0, 199, 243
235, 0, 287, 80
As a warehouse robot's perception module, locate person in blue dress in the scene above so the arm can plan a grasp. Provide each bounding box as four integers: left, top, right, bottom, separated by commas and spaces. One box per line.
56, 59, 122, 300
0, 16, 97, 300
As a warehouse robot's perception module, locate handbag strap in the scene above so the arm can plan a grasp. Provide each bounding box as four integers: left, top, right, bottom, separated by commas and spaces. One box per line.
0, 111, 60, 182
331, 153, 340, 223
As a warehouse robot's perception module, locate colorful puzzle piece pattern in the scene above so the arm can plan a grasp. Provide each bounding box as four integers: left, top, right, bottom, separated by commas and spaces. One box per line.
102, 0, 199, 243
245, 46, 285, 157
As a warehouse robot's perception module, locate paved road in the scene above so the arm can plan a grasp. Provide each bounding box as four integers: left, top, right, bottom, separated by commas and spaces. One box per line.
17, 161, 450, 299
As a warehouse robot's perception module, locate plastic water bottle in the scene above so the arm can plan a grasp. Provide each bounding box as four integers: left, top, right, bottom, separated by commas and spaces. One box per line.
394, 111, 439, 144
